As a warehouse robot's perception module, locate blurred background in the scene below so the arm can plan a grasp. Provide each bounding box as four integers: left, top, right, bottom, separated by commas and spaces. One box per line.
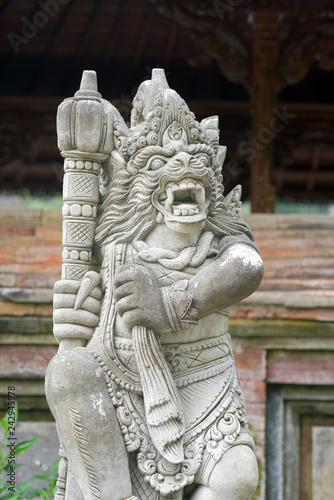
1, 2, 334, 500
0, 0, 334, 213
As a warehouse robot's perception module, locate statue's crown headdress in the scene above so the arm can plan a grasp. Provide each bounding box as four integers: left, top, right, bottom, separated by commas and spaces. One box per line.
127, 69, 220, 159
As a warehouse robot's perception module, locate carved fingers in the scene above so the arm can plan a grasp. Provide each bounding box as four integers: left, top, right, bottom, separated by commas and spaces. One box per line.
114, 265, 170, 333
53, 271, 102, 342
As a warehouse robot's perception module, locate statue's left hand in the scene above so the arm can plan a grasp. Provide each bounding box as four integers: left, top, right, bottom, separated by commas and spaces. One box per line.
114, 265, 170, 333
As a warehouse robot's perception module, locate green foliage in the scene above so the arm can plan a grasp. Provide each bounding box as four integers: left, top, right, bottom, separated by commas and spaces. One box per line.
0, 406, 59, 499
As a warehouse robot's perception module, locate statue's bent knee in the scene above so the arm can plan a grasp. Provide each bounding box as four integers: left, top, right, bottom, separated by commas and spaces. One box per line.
46, 348, 104, 409
209, 445, 258, 498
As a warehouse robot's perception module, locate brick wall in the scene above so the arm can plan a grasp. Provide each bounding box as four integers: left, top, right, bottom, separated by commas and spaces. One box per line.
1, 209, 334, 499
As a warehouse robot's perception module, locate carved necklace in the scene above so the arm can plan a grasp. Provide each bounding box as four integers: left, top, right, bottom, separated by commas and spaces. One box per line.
133, 230, 217, 271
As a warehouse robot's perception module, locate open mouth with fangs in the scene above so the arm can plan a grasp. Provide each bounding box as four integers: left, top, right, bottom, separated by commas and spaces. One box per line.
153, 177, 210, 224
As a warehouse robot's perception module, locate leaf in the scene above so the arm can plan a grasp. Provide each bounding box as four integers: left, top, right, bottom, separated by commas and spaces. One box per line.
14, 438, 38, 456
25, 489, 42, 500
32, 474, 47, 480
0, 484, 9, 493
18, 480, 36, 492
0, 417, 8, 432
51, 459, 60, 475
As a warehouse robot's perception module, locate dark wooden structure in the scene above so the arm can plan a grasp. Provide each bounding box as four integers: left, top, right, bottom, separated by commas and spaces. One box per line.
1, 0, 334, 211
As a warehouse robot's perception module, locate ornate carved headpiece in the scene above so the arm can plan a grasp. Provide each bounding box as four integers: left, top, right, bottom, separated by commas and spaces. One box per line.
126, 69, 220, 161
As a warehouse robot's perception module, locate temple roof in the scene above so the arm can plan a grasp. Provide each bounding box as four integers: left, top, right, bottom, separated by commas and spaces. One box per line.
1, 0, 334, 207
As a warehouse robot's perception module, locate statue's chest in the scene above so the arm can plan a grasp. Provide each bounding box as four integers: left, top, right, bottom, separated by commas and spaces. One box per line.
122, 244, 216, 288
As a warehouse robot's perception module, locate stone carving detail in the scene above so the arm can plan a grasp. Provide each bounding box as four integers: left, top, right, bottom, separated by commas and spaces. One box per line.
68, 404, 101, 499
46, 68, 264, 500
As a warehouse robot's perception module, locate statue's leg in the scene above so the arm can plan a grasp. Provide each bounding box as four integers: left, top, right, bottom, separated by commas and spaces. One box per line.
191, 445, 258, 500
45, 347, 133, 500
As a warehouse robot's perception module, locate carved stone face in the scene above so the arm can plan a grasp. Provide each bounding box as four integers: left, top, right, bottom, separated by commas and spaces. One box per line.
151, 150, 212, 234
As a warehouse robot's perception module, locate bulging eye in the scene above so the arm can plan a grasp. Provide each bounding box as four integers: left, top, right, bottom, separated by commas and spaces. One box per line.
195, 154, 209, 166
147, 156, 167, 170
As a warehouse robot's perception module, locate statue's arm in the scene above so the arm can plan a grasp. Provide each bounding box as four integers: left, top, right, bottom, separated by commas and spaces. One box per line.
188, 242, 263, 318
114, 242, 263, 334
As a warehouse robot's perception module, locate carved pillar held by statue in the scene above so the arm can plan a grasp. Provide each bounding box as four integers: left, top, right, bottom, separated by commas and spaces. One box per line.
56, 70, 111, 280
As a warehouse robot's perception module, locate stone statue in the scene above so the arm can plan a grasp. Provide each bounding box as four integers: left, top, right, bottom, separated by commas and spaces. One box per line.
46, 69, 264, 500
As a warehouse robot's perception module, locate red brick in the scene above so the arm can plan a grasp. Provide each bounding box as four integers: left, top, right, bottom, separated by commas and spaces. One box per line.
0, 345, 57, 378
245, 403, 266, 433
260, 247, 334, 259
234, 349, 266, 381
34, 226, 62, 244
0, 235, 45, 249
267, 351, 334, 384
240, 380, 266, 404
0, 263, 61, 275
0, 246, 16, 264
15, 247, 62, 266
0, 225, 34, 236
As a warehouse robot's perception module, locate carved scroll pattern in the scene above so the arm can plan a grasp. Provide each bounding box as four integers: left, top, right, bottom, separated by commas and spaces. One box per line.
91, 345, 249, 497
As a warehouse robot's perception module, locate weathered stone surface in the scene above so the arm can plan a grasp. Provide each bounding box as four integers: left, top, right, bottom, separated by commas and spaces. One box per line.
312, 426, 334, 499
46, 69, 264, 500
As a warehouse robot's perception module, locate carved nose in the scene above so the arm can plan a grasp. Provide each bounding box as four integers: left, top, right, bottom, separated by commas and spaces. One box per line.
175, 152, 191, 169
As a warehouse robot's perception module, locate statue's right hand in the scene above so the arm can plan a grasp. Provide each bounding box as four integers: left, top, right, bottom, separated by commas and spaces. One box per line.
53, 272, 102, 343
